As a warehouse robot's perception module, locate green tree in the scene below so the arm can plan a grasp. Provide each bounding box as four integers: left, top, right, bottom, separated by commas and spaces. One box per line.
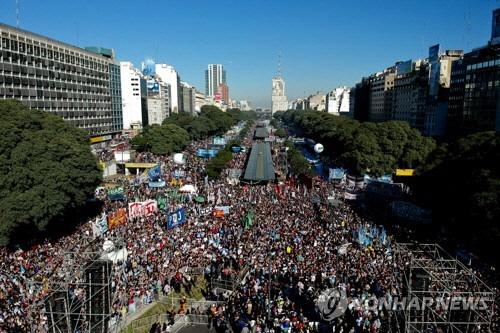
148, 124, 190, 155
0, 100, 102, 246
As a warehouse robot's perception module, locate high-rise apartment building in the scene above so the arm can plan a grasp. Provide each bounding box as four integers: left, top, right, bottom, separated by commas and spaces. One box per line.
120, 62, 147, 129
326, 87, 350, 116
0, 23, 118, 136
205, 64, 226, 97
146, 78, 170, 125
180, 81, 196, 116
368, 67, 396, 123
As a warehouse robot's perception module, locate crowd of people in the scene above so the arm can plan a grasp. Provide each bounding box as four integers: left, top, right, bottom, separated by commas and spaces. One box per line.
0, 122, 497, 333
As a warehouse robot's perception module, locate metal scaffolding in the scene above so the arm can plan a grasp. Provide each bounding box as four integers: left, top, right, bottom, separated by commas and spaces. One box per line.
28, 235, 123, 333
396, 243, 495, 332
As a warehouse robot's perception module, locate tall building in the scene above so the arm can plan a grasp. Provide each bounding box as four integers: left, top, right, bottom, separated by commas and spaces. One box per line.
156, 63, 180, 113
0, 23, 117, 136
120, 62, 147, 129
351, 77, 370, 122
393, 59, 429, 131
368, 67, 396, 123
195, 90, 205, 114
86, 46, 122, 131
271, 75, 288, 114
205, 64, 226, 97
180, 81, 196, 116
146, 78, 170, 125
217, 82, 229, 104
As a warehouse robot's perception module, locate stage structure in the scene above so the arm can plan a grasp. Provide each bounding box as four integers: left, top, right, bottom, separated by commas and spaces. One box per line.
396, 243, 495, 332
28, 235, 123, 333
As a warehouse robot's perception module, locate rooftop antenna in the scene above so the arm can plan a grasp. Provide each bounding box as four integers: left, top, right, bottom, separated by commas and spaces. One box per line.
156, 41, 158, 62
466, 8, 471, 52
421, 21, 426, 59
75, 23, 79, 47
16, 0, 19, 28
278, 51, 282, 78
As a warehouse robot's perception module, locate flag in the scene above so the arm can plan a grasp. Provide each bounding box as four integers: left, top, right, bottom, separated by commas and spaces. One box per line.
156, 193, 168, 210
244, 209, 254, 228
204, 175, 209, 187
147, 163, 161, 180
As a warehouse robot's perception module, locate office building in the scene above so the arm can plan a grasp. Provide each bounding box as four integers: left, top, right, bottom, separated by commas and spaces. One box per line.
0, 23, 117, 136
205, 64, 226, 97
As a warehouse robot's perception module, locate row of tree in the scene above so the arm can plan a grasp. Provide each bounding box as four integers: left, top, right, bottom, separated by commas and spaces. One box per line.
162, 106, 255, 141
275, 110, 436, 176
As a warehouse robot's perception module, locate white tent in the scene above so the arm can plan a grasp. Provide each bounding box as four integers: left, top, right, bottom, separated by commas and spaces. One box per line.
178, 184, 197, 193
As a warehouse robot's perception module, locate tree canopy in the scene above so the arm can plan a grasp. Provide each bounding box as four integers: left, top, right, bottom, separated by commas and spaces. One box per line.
161, 107, 255, 141
131, 123, 190, 155
413, 131, 500, 260
280, 110, 435, 176
0, 100, 102, 246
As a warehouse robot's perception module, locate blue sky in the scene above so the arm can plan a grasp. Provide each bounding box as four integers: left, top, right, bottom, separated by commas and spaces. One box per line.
1, 0, 498, 108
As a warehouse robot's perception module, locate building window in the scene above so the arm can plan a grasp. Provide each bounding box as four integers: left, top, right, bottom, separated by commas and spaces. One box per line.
1, 38, 9, 49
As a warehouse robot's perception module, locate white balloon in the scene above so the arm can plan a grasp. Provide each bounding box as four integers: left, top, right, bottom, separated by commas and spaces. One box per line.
314, 143, 324, 154
173, 153, 186, 165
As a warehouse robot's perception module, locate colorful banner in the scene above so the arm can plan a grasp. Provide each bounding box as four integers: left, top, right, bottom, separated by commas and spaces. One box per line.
167, 208, 185, 229
214, 206, 231, 214
108, 209, 127, 230
395, 169, 415, 176
212, 209, 224, 218
147, 163, 161, 180
107, 185, 124, 200
213, 137, 227, 145
172, 170, 186, 178
93, 214, 108, 237
329, 168, 345, 180
347, 174, 364, 188
197, 149, 218, 158
148, 180, 166, 188
344, 189, 364, 200
128, 200, 158, 219
392, 201, 432, 224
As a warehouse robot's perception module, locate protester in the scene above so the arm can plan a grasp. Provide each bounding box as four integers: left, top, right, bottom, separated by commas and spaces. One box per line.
0, 124, 497, 333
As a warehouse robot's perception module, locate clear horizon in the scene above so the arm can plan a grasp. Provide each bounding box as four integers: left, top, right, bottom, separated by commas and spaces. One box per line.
0, 0, 497, 108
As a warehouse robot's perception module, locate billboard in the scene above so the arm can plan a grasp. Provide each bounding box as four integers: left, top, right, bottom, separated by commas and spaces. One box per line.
147, 80, 160, 96
396, 60, 412, 75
